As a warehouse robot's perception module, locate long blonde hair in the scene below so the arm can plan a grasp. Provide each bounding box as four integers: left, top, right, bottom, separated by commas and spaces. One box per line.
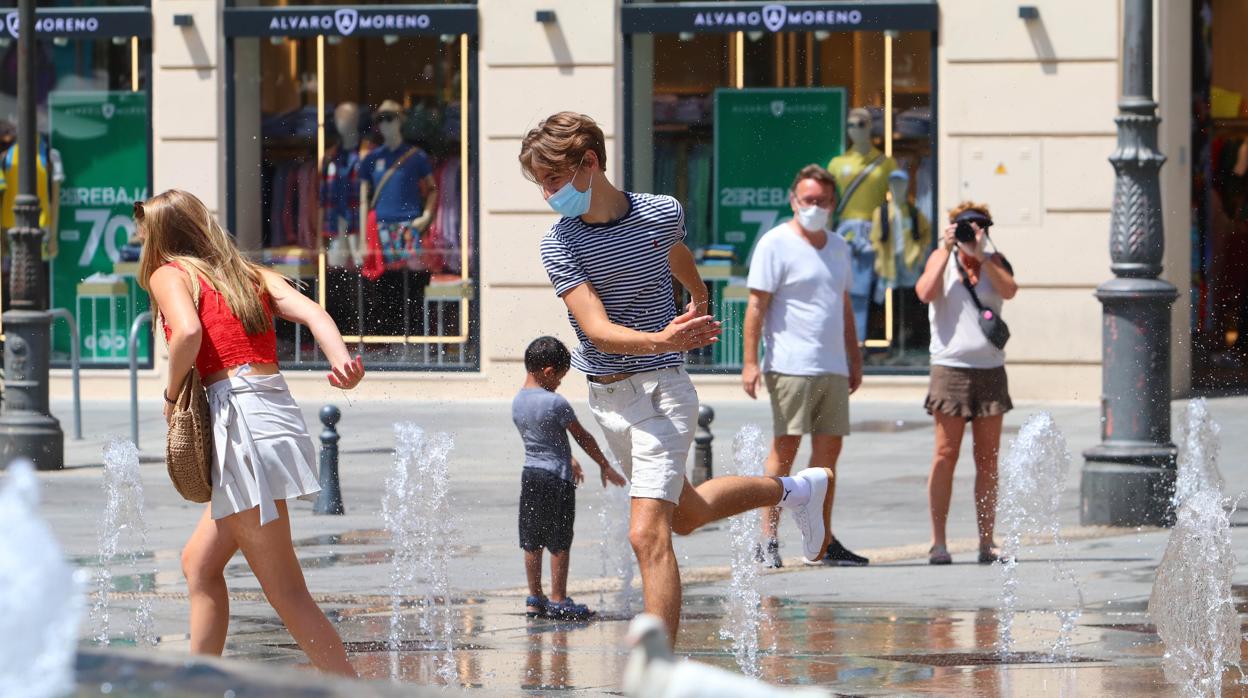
136, 189, 272, 335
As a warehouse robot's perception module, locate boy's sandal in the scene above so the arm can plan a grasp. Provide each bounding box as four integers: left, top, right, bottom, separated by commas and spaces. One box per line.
929, 545, 952, 565
525, 595, 548, 618
546, 597, 596, 621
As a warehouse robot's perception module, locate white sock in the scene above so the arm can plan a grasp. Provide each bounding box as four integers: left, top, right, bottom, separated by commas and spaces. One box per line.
778, 476, 810, 507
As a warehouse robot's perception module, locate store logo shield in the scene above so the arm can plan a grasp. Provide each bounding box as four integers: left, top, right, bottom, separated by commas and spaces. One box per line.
102, 103, 115, 120
334, 8, 358, 36
770, 100, 785, 118
762, 4, 787, 32
5, 12, 18, 39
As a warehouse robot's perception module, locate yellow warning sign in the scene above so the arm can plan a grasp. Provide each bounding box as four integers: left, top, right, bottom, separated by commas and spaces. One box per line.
994, 162, 1007, 175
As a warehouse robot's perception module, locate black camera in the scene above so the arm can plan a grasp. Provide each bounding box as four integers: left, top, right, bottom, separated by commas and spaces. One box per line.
954, 219, 977, 244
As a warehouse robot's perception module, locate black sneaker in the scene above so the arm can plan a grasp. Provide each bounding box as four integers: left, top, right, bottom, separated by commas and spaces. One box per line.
753, 538, 783, 568
825, 538, 869, 566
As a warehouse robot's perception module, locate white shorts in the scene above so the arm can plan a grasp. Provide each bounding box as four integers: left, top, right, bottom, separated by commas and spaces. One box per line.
207, 371, 321, 526
587, 366, 698, 504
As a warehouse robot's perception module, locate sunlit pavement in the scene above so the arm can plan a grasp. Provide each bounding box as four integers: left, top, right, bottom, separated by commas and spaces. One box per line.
42, 396, 1248, 695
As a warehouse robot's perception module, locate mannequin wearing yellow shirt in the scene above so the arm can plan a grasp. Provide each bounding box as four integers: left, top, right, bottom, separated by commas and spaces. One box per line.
1, 137, 63, 261
828, 107, 895, 342
870, 169, 931, 352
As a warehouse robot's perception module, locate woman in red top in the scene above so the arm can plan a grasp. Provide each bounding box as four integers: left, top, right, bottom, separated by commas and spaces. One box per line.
137, 189, 364, 676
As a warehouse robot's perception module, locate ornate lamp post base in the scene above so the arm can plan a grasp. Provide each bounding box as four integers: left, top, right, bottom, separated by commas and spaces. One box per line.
0, 310, 63, 470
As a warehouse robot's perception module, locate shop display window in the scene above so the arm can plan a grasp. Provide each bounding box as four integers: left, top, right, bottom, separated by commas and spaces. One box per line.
1192, 0, 1248, 390
0, 1, 153, 367
228, 7, 477, 370
628, 18, 935, 372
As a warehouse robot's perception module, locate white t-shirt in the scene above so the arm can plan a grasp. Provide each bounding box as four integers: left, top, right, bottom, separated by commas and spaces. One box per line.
747, 222, 852, 376
928, 254, 1006, 369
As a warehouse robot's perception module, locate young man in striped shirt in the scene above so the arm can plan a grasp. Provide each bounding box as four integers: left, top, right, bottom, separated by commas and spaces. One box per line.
519, 112, 833, 645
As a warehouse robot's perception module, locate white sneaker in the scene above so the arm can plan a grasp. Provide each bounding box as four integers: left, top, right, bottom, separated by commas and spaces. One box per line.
788, 468, 829, 564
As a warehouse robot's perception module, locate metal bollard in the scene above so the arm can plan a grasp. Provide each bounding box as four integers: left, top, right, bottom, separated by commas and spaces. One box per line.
691, 404, 714, 486
313, 404, 344, 515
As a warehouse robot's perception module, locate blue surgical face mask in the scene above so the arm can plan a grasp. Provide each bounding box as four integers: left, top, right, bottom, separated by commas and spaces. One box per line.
546, 165, 593, 218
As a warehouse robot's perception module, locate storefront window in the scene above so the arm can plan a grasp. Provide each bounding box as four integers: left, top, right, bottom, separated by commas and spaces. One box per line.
626, 2, 936, 373
227, 4, 477, 370
0, 2, 153, 367
1192, 0, 1248, 390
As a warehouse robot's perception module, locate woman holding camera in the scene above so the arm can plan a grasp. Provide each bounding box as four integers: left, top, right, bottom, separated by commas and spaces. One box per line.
915, 201, 1017, 565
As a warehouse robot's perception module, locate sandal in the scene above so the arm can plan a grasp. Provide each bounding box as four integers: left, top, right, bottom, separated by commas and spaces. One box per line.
525, 595, 548, 618
929, 545, 952, 565
978, 546, 1012, 565
546, 597, 596, 621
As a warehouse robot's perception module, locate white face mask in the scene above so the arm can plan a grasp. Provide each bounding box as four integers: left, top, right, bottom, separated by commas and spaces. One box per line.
795, 205, 830, 232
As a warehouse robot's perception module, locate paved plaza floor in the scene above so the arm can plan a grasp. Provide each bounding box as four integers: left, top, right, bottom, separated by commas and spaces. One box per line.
33, 393, 1248, 695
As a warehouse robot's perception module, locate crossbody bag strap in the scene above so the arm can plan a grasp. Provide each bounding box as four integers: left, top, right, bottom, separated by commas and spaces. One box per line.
951, 252, 988, 312
833, 153, 885, 222
369, 146, 419, 209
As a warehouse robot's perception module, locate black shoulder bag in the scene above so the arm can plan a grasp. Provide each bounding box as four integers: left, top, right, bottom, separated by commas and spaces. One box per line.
952, 252, 1011, 350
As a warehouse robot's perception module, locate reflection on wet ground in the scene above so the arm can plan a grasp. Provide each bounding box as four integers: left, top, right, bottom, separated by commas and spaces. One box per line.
195, 591, 1248, 696
83, 527, 1242, 695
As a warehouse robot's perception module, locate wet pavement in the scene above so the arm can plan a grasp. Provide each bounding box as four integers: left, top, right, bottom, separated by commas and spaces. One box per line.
34, 396, 1248, 695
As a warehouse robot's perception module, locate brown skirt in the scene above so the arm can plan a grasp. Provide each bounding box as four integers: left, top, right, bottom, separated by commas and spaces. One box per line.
924, 365, 1013, 421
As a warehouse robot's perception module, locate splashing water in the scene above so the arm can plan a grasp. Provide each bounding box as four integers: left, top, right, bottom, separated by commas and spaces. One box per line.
994, 413, 1082, 658
90, 437, 156, 647
717, 425, 772, 677
1174, 399, 1225, 508
1149, 488, 1238, 697
1148, 399, 1240, 697
0, 460, 84, 698
382, 423, 458, 684
596, 482, 636, 614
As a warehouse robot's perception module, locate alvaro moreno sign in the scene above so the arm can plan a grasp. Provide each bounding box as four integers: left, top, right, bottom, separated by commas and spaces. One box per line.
223, 5, 478, 37
620, 2, 938, 34
696, 5, 864, 30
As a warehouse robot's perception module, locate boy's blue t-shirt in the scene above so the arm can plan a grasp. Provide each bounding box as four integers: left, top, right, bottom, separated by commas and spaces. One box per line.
359, 143, 434, 223
512, 387, 577, 483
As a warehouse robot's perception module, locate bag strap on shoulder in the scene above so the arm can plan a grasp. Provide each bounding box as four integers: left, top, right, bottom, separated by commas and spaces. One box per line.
833, 153, 885, 222
370, 146, 420, 209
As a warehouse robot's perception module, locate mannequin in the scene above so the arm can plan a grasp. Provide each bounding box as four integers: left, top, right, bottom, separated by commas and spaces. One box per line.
358, 99, 438, 275
827, 107, 896, 342
321, 102, 366, 268
870, 169, 931, 352
1, 134, 62, 258
357, 99, 438, 336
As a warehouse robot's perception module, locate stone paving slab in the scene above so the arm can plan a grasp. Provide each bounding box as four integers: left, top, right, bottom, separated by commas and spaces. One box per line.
28, 395, 1248, 694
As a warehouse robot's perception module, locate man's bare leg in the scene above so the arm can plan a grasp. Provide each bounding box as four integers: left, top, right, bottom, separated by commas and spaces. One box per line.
634, 471, 831, 647
630, 497, 682, 642
762, 436, 802, 539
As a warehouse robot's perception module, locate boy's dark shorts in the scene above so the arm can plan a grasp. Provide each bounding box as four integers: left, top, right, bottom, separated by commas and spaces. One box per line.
519, 467, 576, 553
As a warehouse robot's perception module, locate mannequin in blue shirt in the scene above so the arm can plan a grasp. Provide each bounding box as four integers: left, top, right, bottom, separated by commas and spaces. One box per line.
358, 99, 437, 261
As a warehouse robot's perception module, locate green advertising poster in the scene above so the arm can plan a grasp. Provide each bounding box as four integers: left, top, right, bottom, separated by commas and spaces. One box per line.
713, 88, 846, 262
49, 91, 150, 364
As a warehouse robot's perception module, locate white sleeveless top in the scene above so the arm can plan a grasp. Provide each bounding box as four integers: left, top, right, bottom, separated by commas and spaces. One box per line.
928, 254, 1006, 369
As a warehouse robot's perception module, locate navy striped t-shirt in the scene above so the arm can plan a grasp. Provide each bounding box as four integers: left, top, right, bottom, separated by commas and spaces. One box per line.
539, 192, 686, 376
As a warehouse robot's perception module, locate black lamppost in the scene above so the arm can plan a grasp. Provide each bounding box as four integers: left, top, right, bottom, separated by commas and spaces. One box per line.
1080, 0, 1176, 526
0, 0, 64, 470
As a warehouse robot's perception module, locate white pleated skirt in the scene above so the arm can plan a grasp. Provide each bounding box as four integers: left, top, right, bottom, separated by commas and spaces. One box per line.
207, 371, 321, 526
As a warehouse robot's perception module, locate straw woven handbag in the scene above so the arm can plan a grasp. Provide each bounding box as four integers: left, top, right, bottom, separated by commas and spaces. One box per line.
166, 367, 213, 503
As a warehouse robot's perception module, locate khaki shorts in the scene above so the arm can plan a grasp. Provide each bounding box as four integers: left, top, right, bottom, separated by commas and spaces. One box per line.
764, 372, 851, 437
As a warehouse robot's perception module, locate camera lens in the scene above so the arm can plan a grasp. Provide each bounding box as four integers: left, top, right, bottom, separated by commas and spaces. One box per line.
955, 220, 975, 243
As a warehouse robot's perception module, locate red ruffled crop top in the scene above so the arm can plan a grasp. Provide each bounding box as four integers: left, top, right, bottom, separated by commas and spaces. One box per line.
160, 262, 278, 376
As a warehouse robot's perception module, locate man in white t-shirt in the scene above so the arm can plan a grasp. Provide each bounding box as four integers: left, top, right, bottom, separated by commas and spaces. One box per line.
742, 164, 866, 568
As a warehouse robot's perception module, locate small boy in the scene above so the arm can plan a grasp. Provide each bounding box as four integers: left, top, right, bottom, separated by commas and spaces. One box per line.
514, 336, 626, 620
